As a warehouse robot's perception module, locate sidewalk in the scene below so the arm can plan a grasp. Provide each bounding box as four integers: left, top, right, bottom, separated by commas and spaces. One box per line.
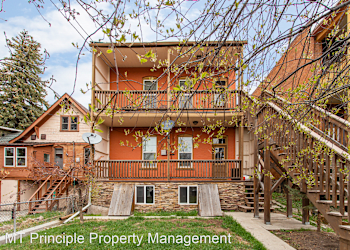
225, 212, 315, 250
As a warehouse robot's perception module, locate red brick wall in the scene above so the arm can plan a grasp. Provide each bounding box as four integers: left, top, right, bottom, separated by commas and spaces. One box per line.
253, 28, 323, 98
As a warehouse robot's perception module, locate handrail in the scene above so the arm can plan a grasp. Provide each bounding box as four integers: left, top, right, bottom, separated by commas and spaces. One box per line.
262, 90, 350, 127
267, 101, 350, 162
42, 169, 72, 201
27, 175, 52, 202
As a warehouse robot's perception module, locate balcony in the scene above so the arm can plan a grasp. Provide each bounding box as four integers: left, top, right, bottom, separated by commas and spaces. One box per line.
94, 90, 240, 112
94, 159, 241, 181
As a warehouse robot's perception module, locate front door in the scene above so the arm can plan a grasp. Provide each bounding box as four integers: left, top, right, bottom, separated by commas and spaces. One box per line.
55, 148, 63, 169
213, 146, 227, 178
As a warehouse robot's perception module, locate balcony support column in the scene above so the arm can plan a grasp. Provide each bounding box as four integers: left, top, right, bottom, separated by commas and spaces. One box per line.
167, 49, 171, 110
91, 47, 96, 123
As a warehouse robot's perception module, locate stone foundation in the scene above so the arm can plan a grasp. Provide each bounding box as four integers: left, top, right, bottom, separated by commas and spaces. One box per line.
92, 181, 245, 212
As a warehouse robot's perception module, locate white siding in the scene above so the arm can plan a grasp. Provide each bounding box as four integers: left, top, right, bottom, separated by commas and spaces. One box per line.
24, 105, 90, 143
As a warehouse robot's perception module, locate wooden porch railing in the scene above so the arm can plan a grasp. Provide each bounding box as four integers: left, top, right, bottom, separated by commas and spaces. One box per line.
94, 90, 240, 111
94, 159, 241, 180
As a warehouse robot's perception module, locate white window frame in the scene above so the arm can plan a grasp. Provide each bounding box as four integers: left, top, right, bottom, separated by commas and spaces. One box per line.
178, 136, 193, 168
4, 147, 15, 167
142, 137, 157, 168
178, 185, 198, 205
213, 80, 227, 107
143, 79, 158, 109
135, 185, 155, 205
178, 79, 192, 109
16, 147, 27, 167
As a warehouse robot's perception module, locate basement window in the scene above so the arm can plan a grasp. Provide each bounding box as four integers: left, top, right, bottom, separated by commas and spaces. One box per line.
179, 186, 197, 205
135, 185, 154, 204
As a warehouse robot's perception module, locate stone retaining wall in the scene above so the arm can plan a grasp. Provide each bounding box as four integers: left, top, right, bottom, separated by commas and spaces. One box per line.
92, 181, 245, 212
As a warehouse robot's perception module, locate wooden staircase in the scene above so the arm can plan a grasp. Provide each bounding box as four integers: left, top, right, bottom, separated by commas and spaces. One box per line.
238, 181, 275, 212
242, 91, 350, 248
28, 169, 72, 214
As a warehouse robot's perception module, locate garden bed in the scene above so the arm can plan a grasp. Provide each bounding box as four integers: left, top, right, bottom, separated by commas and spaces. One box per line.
272, 229, 339, 250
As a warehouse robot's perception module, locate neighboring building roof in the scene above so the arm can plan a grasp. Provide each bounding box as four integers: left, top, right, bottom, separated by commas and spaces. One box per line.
0, 126, 23, 132
9, 93, 88, 143
0, 131, 23, 143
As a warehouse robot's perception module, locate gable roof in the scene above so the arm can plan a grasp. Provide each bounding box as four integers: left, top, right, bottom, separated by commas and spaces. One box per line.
9, 93, 88, 143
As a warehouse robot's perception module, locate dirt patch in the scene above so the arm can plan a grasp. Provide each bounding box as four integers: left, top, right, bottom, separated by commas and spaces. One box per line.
272, 230, 339, 250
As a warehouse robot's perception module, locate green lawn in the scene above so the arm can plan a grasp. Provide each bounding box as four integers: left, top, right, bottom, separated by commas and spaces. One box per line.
1, 216, 266, 249
0, 211, 63, 235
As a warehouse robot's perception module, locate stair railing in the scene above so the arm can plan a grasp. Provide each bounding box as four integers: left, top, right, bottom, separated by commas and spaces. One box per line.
42, 169, 72, 211
261, 91, 350, 150
258, 100, 349, 220
28, 175, 52, 213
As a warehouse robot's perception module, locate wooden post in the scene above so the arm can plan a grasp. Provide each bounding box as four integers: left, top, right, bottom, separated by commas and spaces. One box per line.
167, 49, 171, 109
239, 115, 244, 180
302, 197, 310, 224
286, 179, 293, 218
167, 133, 170, 181
253, 117, 259, 218
91, 47, 96, 117
264, 123, 271, 224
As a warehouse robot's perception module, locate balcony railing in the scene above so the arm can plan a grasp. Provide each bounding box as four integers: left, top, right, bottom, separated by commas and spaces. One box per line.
94, 159, 241, 181
94, 90, 240, 111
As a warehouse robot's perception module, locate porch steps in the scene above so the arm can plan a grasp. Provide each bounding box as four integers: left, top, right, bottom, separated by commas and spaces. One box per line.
238, 181, 275, 213
198, 184, 223, 217
108, 184, 134, 216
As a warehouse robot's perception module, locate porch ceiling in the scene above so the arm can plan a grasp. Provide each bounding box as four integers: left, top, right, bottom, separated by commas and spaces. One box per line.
94, 111, 243, 127
92, 43, 243, 68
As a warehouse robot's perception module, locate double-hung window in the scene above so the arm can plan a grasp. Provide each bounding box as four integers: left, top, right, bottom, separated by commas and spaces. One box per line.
213, 80, 226, 107
142, 137, 157, 168
61, 116, 78, 131
4, 147, 27, 167
179, 186, 197, 204
178, 136, 192, 168
4, 148, 15, 167
178, 79, 192, 109
136, 185, 154, 204
143, 79, 157, 109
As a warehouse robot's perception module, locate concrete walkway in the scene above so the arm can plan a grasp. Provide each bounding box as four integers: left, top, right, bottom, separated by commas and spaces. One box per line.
225, 212, 315, 250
